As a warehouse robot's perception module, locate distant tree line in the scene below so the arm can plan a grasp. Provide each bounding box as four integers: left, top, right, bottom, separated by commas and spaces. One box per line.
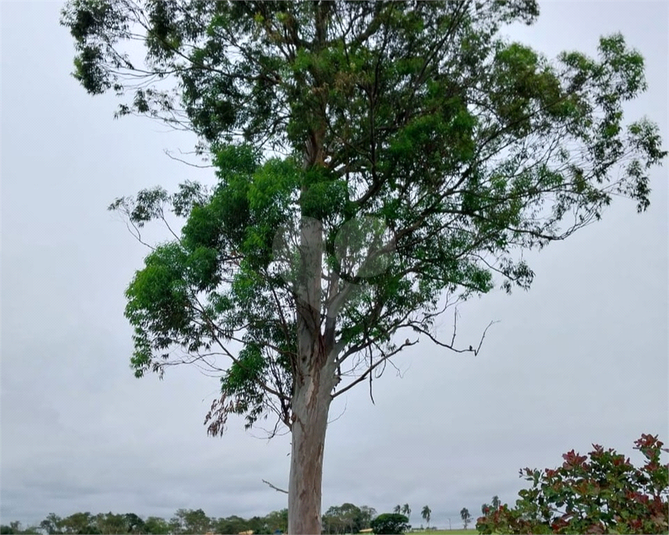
0, 509, 287, 535
1, 503, 379, 535
1, 502, 442, 535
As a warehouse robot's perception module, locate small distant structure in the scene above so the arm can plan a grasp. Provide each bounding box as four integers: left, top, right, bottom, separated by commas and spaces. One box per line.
359, 529, 374, 533
238, 531, 254, 535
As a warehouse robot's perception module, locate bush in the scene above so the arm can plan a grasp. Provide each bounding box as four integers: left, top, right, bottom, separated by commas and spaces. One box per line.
476, 433, 668, 534
370, 513, 410, 534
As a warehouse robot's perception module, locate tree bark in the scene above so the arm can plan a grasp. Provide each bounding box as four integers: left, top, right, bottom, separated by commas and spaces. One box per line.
287, 364, 334, 534
288, 210, 337, 534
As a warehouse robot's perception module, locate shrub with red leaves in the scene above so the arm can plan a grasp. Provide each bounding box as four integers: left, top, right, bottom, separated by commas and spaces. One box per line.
476, 434, 668, 534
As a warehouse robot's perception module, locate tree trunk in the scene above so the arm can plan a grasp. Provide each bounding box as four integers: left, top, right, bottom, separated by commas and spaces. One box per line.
289, 93, 333, 531
288, 364, 334, 534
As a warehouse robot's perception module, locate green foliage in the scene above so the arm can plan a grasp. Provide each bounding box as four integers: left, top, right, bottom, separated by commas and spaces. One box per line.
39, 514, 63, 535
370, 513, 410, 535
476, 434, 669, 534
170, 508, 211, 535
2, 523, 40, 535
144, 517, 170, 535
59, 513, 96, 535
263, 509, 288, 534
213, 515, 250, 535
322, 503, 376, 534
26, 509, 296, 535
63, 0, 666, 476
0, 525, 40, 535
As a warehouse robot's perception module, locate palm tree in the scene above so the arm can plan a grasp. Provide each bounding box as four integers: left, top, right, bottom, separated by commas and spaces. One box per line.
394, 505, 401, 514
420, 506, 431, 529
401, 504, 411, 523
460, 508, 471, 530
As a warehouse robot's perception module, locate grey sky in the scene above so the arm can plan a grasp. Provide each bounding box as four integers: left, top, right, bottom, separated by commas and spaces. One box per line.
1, 0, 667, 530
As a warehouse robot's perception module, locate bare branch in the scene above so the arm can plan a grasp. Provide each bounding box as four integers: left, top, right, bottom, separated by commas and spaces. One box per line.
332, 337, 419, 399
262, 479, 288, 494
411, 319, 499, 357
164, 148, 214, 169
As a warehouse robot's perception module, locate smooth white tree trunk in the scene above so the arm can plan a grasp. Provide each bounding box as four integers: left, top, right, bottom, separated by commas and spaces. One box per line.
287, 367, 333, 535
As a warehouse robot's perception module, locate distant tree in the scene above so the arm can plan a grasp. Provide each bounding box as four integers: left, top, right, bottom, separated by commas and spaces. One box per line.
322, 503, 366, 534
0, 526, 39, 535
460, 508, 471, 530
144, 517, 170, 535
420, 507, 431, 528
213, 516, 249, 535
321, 509, 341, 535
124, 513, 147, 534
477, 434, 669, 534
172, 509, 210, 535
102, 512, 131, 534
370, 514, 410, 535
39, 514, 63, 535
480, 503, 489, 516
393, 506, 402, 515
247, 516, 271, 535
263, 509, 288, 534
359, 507, 377, 530
491, 496, 501, 511
61, 1, 667, 533
401, 505, 411, 524
61, 513, 94, 534
167, 516, 183, 535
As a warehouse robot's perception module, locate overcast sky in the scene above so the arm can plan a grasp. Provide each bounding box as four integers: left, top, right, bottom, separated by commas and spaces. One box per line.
1, 0, 667, 530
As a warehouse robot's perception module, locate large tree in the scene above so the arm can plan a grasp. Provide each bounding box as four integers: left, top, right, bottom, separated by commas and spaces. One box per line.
61, 1, 665, 533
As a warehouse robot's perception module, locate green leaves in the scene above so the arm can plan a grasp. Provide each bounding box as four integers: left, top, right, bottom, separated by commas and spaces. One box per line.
74, 1, 666, 435
370, 513, 410, 535
476, 434, 669, 534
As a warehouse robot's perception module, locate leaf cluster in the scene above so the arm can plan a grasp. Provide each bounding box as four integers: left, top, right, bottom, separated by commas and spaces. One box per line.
370, 513, 411, 535
65, 0, 667, 432
476, 434, 669, 534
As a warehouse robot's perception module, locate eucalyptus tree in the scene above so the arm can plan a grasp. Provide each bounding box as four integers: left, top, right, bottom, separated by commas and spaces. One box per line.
62, 1, 665, 533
